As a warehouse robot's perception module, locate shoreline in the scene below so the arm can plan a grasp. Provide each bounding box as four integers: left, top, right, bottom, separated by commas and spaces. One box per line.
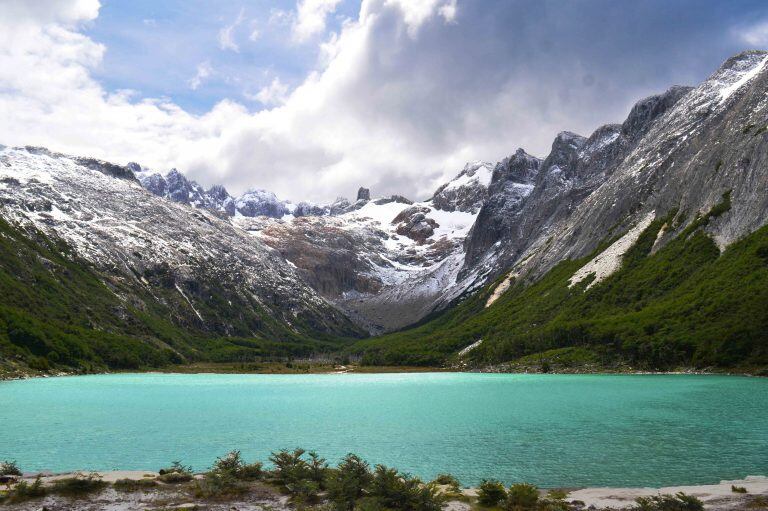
3, 359, 767, 381
3, 470, 766, 510
3, 367, 765, 382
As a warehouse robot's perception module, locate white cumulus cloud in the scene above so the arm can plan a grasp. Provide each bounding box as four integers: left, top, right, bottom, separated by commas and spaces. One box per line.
292, 0, 342, 43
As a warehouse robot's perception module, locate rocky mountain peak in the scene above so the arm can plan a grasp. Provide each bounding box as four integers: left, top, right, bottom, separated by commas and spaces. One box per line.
357, 187, 371, 201
431, 161, 494, 213
621, 85, 693, 140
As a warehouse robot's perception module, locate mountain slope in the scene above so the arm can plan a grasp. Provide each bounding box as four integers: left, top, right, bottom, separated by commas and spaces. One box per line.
352, 205, 768, 372
352, 50, 768, 371
0, 146, 363, 373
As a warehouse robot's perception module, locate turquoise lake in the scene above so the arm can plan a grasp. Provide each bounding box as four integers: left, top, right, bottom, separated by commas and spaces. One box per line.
1, 373, 767, 487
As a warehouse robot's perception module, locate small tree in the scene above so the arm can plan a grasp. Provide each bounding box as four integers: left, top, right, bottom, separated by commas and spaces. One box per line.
477, 479, 507, 507
213, 450, 244, 474
505, 483, 538, 510
326, 453, 372, 511
308, 451, 328, 488
269, 448, 311, 486
0, 460, 21, 476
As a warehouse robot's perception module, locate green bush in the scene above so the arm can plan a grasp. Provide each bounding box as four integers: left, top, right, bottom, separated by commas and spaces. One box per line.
4, 476, 46, 503
477, 479, 507, 507
51, 473, 106, 496
113, 478, 158, 491
505, 483, 538, 510
364, 465, 445, 511
194, 469, 246, 498
158, 460, 193, 483
158, 471, 193, 483
325, 453, 372, 511
0, 460, 21, 476
634, 492, 704, 511
731, 485, 747, 493
307, 450, 328, 488
270, 448, 312, 486
433, 473, 461, 490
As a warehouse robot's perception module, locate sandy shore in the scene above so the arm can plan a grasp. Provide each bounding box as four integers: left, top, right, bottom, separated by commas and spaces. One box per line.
565, 475, 768, 509
3, 471, 766, 510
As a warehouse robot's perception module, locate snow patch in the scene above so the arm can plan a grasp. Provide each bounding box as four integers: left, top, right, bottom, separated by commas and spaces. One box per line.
719, 54, 768, 103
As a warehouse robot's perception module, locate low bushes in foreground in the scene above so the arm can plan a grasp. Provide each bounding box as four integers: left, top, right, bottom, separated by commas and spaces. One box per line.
51, 473, 107, 496
0, 450, 708, 511
477, 479, 507, 507
158, 460, 194, 483
634, 492, 704, 511
2, 476, 46, 503
113, 477, 158, 491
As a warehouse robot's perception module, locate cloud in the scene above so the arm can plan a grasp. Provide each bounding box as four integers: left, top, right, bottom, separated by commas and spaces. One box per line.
737, 19, 768, 46
218, 8, 245, 52
248, 78, 290, 106
292, 0, 343, 42
188, 61, 213, 90
0, 0, 764, 204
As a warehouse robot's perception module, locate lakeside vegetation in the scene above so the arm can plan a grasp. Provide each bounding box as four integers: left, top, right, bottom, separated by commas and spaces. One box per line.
0, 453, 710, 511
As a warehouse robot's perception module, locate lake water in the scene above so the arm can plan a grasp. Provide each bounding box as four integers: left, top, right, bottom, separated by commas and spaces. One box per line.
1, 373, 767, 487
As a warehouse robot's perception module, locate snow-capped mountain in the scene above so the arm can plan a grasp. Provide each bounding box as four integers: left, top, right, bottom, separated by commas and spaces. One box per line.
2, 50, 768, 346
0, 146, 361, 343
236, 165, 497, 333
466, 49, 768, 298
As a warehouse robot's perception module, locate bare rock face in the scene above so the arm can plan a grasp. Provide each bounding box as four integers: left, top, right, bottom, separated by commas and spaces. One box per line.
357, 187, 371, 201
392, 206, 439, 243
463, 50, 768, 289
431, 161, 493, 213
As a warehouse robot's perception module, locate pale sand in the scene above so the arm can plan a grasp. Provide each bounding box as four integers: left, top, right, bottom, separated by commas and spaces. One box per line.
26, 470, 159, 484
565, 475, 768, 509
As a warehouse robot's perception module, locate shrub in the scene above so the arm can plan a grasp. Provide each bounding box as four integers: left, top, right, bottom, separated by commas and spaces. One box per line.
477, 479, 507, 507
213, 450, 245, 474
538, 489, 569, 511
634, 492, 704, 511
308, 450, 328, 488
158, 460, 193, 483
194, 469, 246, 498
113, 478, 158, 491
732, 485, 748, 494
239, 461, 263, 481
51, 473, 106, 496
325, 453, 372, 511
0, 460, 21, 476
270, 448, 311, 486
158, 471, 193, 483
289, 479, 321, 506
365, 465, 445, 511
505, 483, 538, 510
433, 473, 461, 491
5, 475, 46, 502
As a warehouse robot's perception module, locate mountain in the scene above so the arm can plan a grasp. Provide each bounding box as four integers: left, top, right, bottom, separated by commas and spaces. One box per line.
0, 146, 363, 374
2, 50, 768, 375
352, 50, 768, 372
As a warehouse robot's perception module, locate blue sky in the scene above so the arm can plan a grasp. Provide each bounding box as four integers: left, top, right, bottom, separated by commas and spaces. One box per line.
2, 0, 768, 201
85, 0, 360, 113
